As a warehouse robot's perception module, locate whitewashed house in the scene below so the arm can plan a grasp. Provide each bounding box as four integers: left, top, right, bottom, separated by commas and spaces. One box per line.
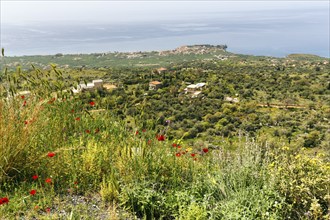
92, 79, 103, 89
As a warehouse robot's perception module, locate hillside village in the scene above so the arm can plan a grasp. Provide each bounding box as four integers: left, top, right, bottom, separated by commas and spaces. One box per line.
2, 45, 328, 79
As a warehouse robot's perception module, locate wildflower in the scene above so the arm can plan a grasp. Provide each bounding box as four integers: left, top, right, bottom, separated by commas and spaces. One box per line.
30, 189, 37, 196
47, 152, 55, 158
3, 197, 9, 204
202, 148, 209, 153
191, 153, 196, 157
147, 140, 152, 145
45, 207, 51, 213
0, 197, 9, 205
34, 205, 39, 210
172, 143, 177, 147
23, 100, 27, 106
142, 129, 146, 132
85, 129, 91, 134
21, 95, 25, 99
89, 101, 95, 106
157, 135, 165, 141
45, 178, 52, 184
71, 109, 74, 113
24, 120, 28, 125
32, 175, 38, 180
135, 130, 139, 135
75, 117, 80, 121
177, 145, 181, 149
175, 153, 181, 157
194, 158, 198, 161
74, 181, 78, 185
48, 98, 56, 104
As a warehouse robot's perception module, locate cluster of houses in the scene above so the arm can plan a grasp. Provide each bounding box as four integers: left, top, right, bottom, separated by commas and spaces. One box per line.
71, 79, 104, 94
149, 80, 207, 98
148, 79, 240, 102
14, 79, 105, 98
13, 66, 240, 103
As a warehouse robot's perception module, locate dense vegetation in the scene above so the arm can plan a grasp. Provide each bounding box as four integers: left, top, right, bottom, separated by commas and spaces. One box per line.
0, 47, 329, 219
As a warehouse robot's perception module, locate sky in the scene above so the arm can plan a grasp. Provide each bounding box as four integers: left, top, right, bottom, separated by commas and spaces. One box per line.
1, 0, 329, 24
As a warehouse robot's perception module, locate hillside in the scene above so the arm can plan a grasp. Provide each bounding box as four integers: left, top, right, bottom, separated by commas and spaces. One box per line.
0, 46, 329, 219
1, 45, 231, 70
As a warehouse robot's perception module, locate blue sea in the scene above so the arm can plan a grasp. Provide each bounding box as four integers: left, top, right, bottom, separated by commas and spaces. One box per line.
1, 7, 329, 57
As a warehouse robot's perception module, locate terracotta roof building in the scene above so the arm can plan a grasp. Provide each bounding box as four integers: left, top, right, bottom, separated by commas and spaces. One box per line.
149, 81, 163, 90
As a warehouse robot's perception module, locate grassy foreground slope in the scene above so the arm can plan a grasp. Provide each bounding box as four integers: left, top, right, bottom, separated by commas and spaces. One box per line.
1, 92, 329, 219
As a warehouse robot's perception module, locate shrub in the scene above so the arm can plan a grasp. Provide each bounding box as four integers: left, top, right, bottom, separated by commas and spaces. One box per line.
269, 147, 330, 219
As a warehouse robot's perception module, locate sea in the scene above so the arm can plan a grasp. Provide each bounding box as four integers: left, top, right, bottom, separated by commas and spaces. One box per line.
1, 7, 329, 57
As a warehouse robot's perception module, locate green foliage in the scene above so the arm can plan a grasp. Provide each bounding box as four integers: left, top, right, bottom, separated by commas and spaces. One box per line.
0, 51, 329, 218
269, 147, 330, 219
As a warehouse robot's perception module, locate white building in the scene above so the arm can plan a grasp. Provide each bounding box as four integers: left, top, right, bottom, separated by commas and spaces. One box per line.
185, 82, 206, 93
92, 79, 103, 89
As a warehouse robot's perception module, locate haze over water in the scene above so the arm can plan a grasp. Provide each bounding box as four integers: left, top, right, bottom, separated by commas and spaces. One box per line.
1, 1, 329, 57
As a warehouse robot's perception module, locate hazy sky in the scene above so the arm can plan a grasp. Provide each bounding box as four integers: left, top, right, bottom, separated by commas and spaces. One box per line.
1, 1, 329, 24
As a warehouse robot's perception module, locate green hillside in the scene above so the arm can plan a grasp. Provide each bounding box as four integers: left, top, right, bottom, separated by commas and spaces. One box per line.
0, 46, 329, 219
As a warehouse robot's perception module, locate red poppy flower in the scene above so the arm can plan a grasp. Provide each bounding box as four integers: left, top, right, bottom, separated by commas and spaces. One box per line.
75, 117, 80, 121
74, 181, 78, 185
135, 130, 139, 135
30, 189, 36, 196
71, 109, 75, 113
45, 178, 52, 184
46, 207, 51, 213
48, 98, 56, 104
89, 101, 95, 106
191, 153, 196, 157
21, 95, 25, 99
47, 152, 55, 158
23, 100, 27, 106
175, 152, 181, 157
24, 121, 28, 125
0, 197, 9, 205
202, 148, 209, 153
157, 135, 165, 141
142, 129, 146, 132
32, 175, 38, 180
85, 129, 91, 134
177, 145, 181, 149
172, 143, 177, 147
